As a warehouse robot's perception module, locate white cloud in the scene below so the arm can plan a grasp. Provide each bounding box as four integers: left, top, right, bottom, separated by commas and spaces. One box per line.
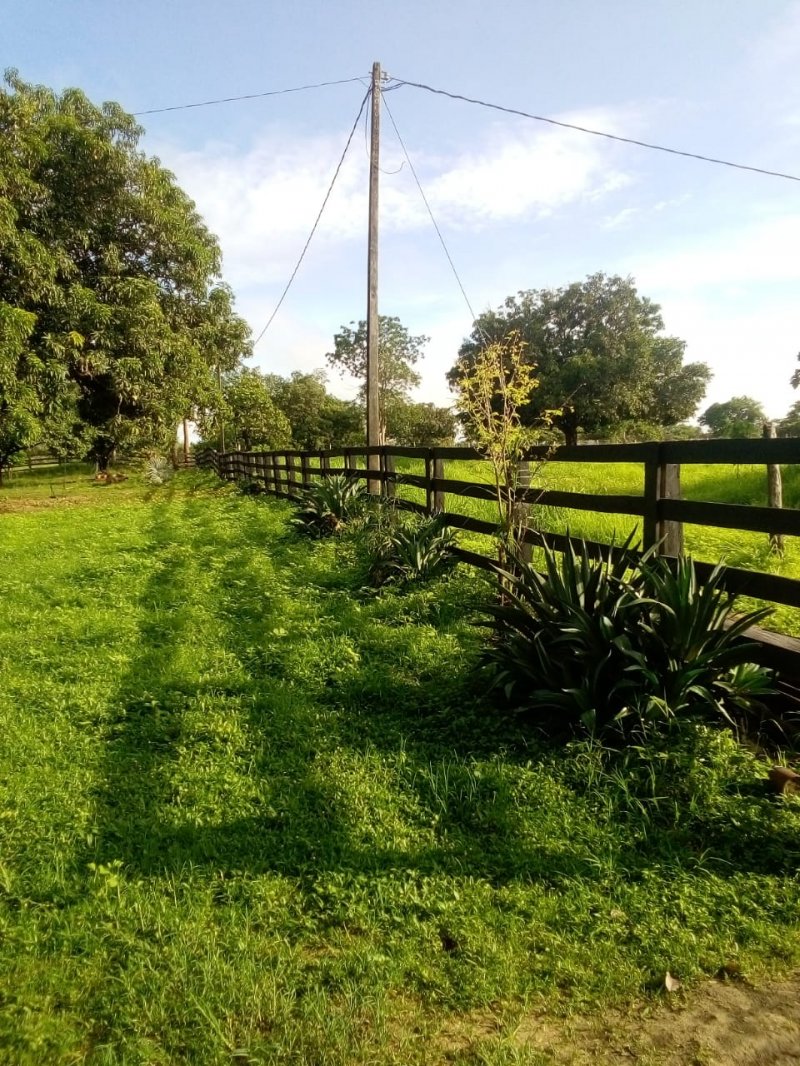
632, 213, 800, 290
153, 105, 635, 291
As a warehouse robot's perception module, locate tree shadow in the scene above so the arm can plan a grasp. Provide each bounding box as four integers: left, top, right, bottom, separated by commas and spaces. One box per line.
89, 495, 800, 886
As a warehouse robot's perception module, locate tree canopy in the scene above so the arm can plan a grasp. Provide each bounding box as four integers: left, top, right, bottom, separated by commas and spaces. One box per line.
779, 400, 800, 438
0, 71, 250, 471
325, 316, 426, 442
269, 371, 362, 450
450, 274, 711, 446
217, 369, 291, 452
699, 396, 766, 438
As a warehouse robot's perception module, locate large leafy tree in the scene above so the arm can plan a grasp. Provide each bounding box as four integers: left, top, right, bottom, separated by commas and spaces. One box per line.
221, 369, 291, 451
699, 396, 766, 438
0, 71, 250, 469
269, 370, 362, 450
779, 400, 800, 438
385, 399, 456, 446
450, 274, 710, 446
325, 316, 426, 442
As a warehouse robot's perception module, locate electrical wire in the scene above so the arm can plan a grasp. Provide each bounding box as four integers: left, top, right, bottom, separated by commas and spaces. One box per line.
252, 87, 371, 347
393, 77, 800, 183
381, 91, 486, 339
133, 76, 367, 116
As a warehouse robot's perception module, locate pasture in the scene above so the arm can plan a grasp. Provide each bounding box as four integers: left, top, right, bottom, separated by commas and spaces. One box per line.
0, 470, 798, 1064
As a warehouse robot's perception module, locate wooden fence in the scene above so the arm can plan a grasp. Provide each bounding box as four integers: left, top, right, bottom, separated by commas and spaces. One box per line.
197, 439, 800, 674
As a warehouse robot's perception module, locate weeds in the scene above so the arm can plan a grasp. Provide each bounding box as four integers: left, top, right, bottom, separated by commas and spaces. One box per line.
0, 473, 798, 1064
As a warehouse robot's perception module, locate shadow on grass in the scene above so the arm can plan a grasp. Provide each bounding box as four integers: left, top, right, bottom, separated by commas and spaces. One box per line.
91, 495, 800, 885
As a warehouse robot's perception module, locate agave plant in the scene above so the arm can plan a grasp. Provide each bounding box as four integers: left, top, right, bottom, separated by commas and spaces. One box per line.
291, 475, 365, 537
143, 455, 175, 486
367, 513, 458, 587
482, 535, 773, 739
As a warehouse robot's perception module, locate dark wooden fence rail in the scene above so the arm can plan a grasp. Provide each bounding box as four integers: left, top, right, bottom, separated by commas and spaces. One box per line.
196, 439, 800, 671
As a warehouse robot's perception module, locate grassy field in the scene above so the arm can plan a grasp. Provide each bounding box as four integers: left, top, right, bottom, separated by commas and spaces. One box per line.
371, 457, 800, 638
0, 471, 799, 1064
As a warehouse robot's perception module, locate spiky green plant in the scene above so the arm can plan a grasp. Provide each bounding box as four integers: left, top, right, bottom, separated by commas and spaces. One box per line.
143, 455, 175, 485
367, 513, 458, 588
482, 535, 774, 739
291, 475, 365, 537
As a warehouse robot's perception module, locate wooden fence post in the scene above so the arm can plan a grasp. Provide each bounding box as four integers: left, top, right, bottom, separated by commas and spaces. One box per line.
384, 451, 396, 498
514, 458, 532, 563
644, 445, 683, 556
764, 421, 784, 555
425, 452, 434, 515
321, 452, 330, 478
433, 453, 445, 514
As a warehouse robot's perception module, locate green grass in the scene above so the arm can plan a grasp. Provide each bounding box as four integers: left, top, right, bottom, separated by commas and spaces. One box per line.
1, 472, 799, 1064
386, 458, 800, 637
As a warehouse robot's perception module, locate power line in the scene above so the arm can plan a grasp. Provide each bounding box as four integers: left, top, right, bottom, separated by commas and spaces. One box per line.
393, 77, 800, 184
133, 76, 367, 116
381, 91, 485, 338
252, 87, 371, 348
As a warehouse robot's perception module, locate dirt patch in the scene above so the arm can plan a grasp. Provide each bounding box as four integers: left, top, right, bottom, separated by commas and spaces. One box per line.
432, 973, 800, 1064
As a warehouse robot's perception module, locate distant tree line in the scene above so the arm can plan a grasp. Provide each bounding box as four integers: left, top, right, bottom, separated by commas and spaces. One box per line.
5, 71, 799, 479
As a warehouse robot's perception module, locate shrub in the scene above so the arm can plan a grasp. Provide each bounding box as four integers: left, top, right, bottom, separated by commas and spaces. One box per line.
291, 475, 365, 537
143, 455, 175, 485
482, 536, 774, 740
237, 477, 263, 496
367, 512, 458, 588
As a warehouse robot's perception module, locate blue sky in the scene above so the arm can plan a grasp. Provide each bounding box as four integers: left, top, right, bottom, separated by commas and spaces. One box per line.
5, 0, 800, 419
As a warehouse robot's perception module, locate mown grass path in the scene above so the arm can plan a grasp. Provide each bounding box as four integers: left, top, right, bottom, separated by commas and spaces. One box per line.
1, 474, 798, 1064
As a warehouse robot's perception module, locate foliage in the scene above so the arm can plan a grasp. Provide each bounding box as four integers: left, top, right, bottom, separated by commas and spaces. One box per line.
220, 368, 292, 451
482, 535, 774, 739
779, 400, 800, 438
366, 511, 458, 587
453, 331, 550, 557
1, 475, 799, 1063
326, 315, 426, 442
269, 369, 363, 449
602, 419, 704, 443
291, 473, 365, 537
0, 72, 250, 470
699, 396, 766, 438
451, 273, 711, 446
385, 398, 456, 446
142, 454, 175, 485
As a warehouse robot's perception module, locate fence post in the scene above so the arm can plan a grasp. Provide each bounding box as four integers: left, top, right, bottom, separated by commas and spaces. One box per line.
764, 421, 784, 555
384, 451, 396, 498
321, 451, 330, 478
433, 453, 446, 514
644, 445, 683, 556
286, 453, 297, 497
514, 458, 532, 564
424, 451, 434, 515
300, 452, 311, 490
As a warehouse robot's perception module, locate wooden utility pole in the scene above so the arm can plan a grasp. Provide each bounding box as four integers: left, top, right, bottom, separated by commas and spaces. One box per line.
366, 60, 381, 493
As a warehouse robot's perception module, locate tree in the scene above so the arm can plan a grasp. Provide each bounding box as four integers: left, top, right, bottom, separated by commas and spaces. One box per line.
699, 396, 766, 438
264, 370, 363, 449
450, 273, 710, 446
325, 316, 426, 442
779, 401, 800, 437
385, 399, 456, 446
452, 332, 548, 560
223, 369, 291, 451
0, 72, 251, 469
